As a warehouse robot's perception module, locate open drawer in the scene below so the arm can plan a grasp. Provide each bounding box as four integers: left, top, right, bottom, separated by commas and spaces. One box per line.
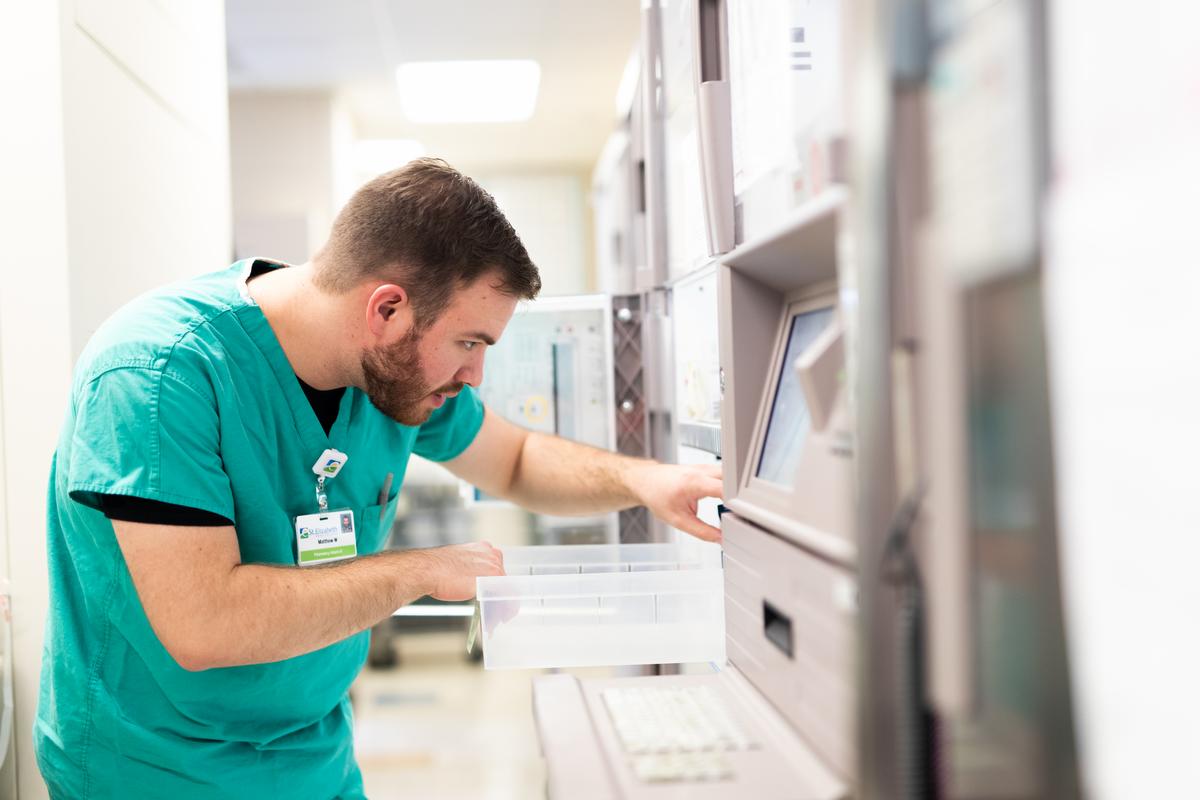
477, 543, 727, 670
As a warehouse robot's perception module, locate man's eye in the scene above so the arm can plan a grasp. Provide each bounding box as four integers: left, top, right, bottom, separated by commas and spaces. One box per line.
462, 341, 478, 351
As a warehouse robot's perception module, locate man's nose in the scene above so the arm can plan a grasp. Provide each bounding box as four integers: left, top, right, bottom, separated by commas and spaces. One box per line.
456, 351, 485, 387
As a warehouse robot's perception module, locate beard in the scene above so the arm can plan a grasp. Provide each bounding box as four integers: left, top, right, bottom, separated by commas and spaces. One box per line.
361, 328, 464, 426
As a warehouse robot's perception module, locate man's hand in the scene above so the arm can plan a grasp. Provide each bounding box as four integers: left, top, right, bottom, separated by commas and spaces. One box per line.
421, 541, 506, 601
625, 462, 725, 542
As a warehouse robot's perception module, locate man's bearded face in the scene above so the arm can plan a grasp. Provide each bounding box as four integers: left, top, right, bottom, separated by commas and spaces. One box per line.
361, 327, 464, 426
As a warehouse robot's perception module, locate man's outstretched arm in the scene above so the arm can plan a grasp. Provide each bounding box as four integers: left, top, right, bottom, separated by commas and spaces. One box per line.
114, 520, 503, 671
444, 407, 724, 541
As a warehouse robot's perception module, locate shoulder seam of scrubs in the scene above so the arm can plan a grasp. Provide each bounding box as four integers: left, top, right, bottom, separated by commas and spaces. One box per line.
159, 305, 238, 368
80, 362, 211, 399
79, 302, 239, 389
159, 366, 216, 401
158, 309, 247, 402
81, 358, 161, 387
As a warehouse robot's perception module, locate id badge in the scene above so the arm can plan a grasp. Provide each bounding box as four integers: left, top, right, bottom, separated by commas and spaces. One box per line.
294, 509, 357, 566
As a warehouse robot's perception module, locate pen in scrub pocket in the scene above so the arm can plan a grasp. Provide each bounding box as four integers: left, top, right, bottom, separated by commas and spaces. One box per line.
377, 472, 394, 522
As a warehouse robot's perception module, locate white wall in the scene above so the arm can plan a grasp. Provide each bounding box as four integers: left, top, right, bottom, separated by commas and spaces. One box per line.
63, 0, 232, 358
475, 172, 594, 296
229, 90, 339, 264
0, 4, 73, 796
1044, 4, 1200, 797
0, 1, 232, 796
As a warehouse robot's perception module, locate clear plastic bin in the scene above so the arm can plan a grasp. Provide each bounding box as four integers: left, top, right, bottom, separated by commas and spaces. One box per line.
477, 543, 726, 670
499, 541, 721, 575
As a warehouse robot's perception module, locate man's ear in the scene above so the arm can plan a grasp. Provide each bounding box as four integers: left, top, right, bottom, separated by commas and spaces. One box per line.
365, 283, 412, 338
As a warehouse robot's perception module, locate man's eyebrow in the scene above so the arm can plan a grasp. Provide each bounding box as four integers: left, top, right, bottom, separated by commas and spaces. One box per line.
465, 331, 497, 346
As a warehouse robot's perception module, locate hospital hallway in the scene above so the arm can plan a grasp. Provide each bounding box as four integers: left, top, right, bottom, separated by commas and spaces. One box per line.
2, 1, 1198, 799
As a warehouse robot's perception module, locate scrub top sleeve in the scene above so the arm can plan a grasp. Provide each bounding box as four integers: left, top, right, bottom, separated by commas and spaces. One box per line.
412, 384, 486, 462
66, 367, 235, 521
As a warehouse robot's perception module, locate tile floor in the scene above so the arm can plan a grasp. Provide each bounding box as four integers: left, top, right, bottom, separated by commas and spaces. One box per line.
351, 630, 547, 800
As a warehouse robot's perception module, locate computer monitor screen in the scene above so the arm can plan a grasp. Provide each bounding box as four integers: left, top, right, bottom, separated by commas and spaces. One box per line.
756, 306, 835, 485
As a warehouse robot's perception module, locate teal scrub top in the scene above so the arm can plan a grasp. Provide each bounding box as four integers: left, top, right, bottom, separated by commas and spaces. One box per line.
35, 260, 486, 799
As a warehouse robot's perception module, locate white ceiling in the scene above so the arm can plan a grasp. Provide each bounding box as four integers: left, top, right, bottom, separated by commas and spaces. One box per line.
225, 0, 640, 172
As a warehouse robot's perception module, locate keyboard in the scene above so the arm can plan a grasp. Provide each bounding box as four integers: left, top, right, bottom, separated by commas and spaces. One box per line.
601, 685, 756, 783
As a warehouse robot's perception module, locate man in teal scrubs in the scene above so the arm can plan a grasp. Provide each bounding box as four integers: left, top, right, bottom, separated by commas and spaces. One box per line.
35, 158, 724, 798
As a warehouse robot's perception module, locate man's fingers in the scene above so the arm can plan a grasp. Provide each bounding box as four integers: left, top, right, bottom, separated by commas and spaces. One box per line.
698, 463, 722, 479
694, 475, 724, 499
475, 540, 505, 574
674, 513, 723, 543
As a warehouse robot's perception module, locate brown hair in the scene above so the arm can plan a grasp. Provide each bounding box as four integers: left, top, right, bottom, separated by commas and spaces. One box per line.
314, 158, 541, 326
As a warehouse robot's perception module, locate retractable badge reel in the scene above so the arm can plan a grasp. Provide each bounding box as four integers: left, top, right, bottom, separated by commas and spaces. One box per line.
294, 448, 356, 566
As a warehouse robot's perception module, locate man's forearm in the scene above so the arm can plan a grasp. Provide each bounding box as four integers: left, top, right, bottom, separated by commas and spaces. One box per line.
181, 549, 434, 670
505, 431, 651, 515
445, 408, 723, 540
